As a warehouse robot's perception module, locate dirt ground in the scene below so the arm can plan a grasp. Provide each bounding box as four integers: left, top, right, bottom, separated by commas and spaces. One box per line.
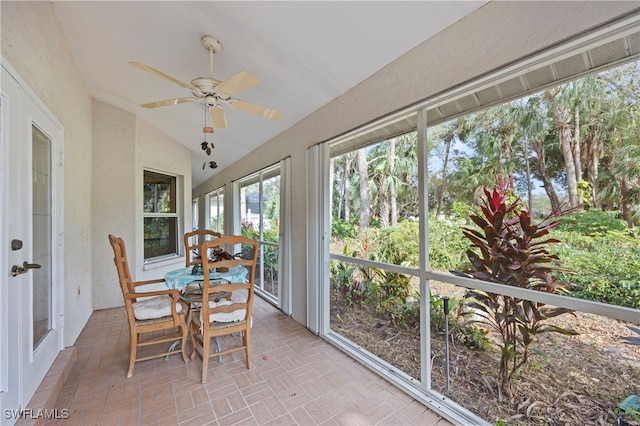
330, 294, 640, 425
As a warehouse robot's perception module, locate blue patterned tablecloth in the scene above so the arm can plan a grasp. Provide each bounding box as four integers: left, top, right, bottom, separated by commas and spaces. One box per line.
164, 266, 248, 289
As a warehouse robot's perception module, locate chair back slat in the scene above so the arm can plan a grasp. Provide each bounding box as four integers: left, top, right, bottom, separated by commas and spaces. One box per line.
184, 229, 222, 267
200, 235, 259, 322
109, 234, 135, 299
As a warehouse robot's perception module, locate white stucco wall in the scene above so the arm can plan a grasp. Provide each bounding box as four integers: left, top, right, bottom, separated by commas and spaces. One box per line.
91, 104, 192, 310
1, 1, 94, 346
192, 1, 640, 326
92, 101, 137, 310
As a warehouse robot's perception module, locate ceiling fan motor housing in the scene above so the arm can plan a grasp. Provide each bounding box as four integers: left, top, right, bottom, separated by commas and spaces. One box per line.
201, 35, 223, 54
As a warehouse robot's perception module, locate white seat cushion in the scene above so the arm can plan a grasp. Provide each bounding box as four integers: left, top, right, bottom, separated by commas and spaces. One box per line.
203, 299, 246, 323
132, 295, 182, 320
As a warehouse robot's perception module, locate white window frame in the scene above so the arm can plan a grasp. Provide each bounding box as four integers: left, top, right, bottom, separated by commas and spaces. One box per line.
143, 169, 180, 262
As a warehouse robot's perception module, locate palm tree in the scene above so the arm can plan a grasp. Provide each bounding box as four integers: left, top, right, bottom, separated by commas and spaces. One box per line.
545, 85, 580, 207
511, 96, 562, 212
357, 147, 370, 232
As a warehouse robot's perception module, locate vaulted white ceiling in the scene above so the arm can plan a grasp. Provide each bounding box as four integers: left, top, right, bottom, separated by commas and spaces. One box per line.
52, 1, 487, 187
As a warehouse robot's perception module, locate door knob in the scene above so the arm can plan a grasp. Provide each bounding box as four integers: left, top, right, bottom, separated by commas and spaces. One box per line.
11, 261, 41, 277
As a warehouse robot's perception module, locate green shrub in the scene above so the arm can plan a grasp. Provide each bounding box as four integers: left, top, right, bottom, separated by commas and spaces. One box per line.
376, 218, 468, 271
427, 216, 469, 271
429, 292, 457, 333
552, 229, 640, 309
377, 220, 420, 266
332, 217, 358, 239
556, 209, 627, 235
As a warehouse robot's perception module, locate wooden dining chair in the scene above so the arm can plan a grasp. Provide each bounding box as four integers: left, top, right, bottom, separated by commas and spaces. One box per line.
108, 234, 189, 378
184, 229, 222, 267
189, 235, 259, 383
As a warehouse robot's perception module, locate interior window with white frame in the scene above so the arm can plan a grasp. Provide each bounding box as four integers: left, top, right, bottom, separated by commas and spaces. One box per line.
143, 170, 179, 261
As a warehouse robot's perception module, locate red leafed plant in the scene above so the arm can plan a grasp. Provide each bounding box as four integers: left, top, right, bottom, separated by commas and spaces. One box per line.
456, 186, 579, 398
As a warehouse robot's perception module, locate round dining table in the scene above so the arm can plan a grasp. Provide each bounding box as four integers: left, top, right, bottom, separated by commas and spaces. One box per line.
164, 266, 248, 290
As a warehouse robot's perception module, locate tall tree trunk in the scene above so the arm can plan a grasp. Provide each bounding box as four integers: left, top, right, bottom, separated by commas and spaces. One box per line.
329, 157, 335, 217
343, 154, 354, 221
436, 135, 452, 217
501, 130, 514, 189
620, 178, 634, 228
585, 132, 604, 208
357, 148, 370, 233
532, 139, 561, 212
524, 137, 532, 213
379, 191, 390, 228
573, 109, 583, 182
390, 139, 398, 226
553, 105, 579, 207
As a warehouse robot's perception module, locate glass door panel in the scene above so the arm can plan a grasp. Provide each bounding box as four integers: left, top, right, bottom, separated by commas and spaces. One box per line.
238, 166, 281, 303
31, 126, 52, 349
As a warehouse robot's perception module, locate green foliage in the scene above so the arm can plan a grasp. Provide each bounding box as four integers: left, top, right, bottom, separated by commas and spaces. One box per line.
455, 187, 578, 398
359, 247, 415, 325
552, 229, 640, 309
451, 201, 474, 221
455, 323, 491, 351
330, 246, 366, 305
240, 217, 256, 238
332, 217, 358, 239
555, 209, 627, 235
429, 293, 457, 333
378, 220, 419, 267
375, 218, 468, 271
427, 216, 469, 271
397, 298, 421, 328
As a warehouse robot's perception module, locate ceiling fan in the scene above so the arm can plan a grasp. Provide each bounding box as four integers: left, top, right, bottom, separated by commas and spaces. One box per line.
130, 35, 281, 128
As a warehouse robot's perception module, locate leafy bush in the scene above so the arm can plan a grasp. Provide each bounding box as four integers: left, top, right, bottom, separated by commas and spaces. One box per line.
377, 220, 420, 266
552, 230, 640, 309
332, 217, 358, 239
376, 218, 468, 271
427, 216, 469, 271
556, 209, 627, 235
454, 187, 578, 398
330, 246, 367, 305
429, 292, 457, 333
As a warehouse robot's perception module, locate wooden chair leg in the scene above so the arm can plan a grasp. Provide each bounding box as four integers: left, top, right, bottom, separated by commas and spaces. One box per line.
127, 329, 137, 378
180, 322, 189, 363
189, 324, 199, 361
201, 335, 210, 384
244, 329, 251, 369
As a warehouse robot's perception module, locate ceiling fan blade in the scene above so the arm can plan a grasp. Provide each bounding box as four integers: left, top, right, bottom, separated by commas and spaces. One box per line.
210, 106, 228, 128
129, 61, 196, 91
216, 71, 260, 95
140, 97, 197, 108
230, 99, 281, 120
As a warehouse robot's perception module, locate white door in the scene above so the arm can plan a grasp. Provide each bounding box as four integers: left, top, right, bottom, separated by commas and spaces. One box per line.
1, 63, 64, 424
